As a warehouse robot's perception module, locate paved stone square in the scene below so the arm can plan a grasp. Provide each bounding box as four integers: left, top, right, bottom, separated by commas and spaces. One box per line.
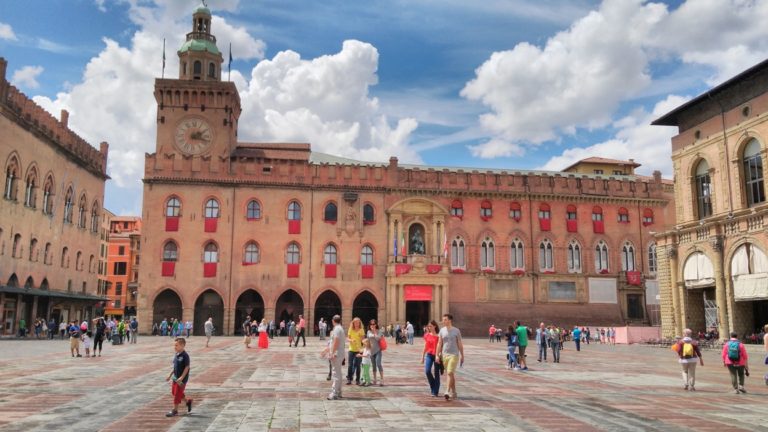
0, 335, 766, 431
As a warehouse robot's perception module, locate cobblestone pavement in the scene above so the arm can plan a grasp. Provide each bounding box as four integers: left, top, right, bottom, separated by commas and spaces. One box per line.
0, 335, 766, 431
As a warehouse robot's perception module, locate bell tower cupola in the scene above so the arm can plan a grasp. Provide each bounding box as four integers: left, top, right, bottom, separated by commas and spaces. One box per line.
178, 4, 223, 81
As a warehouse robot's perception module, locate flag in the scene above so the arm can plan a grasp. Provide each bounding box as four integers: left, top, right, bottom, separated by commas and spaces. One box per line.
443, 231, 448, 260
162, 38, 166, 78
401, 232, 406, 256
393, 233, 398, 257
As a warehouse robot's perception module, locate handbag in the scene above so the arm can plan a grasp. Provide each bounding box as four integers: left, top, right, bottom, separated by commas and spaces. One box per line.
379, 336, 388, 351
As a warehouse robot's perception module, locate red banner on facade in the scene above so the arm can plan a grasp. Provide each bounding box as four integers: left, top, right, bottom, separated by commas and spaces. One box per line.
426, 264, 442, 274
395, 264, 412, 276
203, 262, 217, 278
287, 263, 300, 278
361, 264, 374, 279
165, 216, 179, 232
204, 217, 217, 233
288, 220, 301, 234
404, 285, 432, 301
324, 264, 337, 278
566, 219, 578, 233
593, 220, 605, 233
627, 271, 642, 286
161, 261, 175, 277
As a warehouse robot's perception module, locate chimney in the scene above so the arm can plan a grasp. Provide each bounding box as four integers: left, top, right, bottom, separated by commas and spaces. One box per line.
652, 170, 662, 183
0, 57, 7, 100
100, 141, 110, 175
388, 156, 398, 169
60, 109, 69, 128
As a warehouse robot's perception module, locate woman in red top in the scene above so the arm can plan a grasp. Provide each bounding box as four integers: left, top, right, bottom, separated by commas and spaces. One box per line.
421, 320, 441, 397
721, 331, 749, 393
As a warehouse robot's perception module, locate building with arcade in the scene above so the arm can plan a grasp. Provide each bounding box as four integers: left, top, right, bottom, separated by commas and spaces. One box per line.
137, 5, 675, 336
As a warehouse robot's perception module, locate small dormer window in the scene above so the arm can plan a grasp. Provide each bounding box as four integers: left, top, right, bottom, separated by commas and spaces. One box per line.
208, 63, 216, 78
193, 61, 202, 78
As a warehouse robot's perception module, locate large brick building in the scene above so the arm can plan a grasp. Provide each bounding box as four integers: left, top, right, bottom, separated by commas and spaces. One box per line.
137, 6, 675, 336
0, 58, 109, 335
105, 216, 141, 318
654, 59, 768, 339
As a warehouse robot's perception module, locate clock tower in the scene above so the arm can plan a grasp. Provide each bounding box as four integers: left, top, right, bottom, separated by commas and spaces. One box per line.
153, 4, 241, 159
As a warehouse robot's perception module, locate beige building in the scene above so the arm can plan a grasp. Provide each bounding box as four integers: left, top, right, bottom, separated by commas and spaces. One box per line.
562, 157, 641, 176
0, 58, 109, 334
654, 59, 768, 339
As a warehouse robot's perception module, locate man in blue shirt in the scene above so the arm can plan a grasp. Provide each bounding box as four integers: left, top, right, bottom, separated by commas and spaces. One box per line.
572, 326, 582, 352
68, 321, 81, 357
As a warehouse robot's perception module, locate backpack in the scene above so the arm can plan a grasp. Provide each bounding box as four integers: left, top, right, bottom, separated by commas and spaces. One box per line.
681, 342, 694, 358
727, 340, 741, 362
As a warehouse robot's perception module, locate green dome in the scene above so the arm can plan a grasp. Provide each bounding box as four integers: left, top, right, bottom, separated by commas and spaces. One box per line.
179, 39, 220, 55
193, 5, 211, 15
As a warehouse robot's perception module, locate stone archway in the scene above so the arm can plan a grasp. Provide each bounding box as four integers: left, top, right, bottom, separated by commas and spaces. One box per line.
152, 289, 182, 329
314, 290, 341, 336
275, 289, 303, 327
352, 291, 378, 327
194, 289, 224, 336
234, 289, 265, 335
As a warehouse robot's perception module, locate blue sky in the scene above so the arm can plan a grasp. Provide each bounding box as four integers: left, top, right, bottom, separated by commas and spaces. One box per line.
2, 0, 768, 215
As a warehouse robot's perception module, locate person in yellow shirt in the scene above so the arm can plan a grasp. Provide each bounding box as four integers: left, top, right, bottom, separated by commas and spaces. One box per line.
346, 317, 365, 385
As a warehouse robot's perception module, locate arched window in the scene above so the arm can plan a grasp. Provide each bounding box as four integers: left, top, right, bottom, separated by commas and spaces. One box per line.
163, 241, 178, 261
29, 238, 37, 261
42, 175, 54, 215
480, 200, 492, 219
246, 200, 261, 220
567, 240, 581, 273
204, 198, 220, 218
91, 202, 100, 232
208, 62, 216, 78
509, 202, 522, 221
642, 208, 654, 226
78, 195, 87, 228
244, 242, 259, 264
324, 202, 338, 222
566, 204, 578, 232
695, 160, 713, 219
617, 207, 629, 223
24, 167, 36, 207
324, 244, 337, 264
11, 233, 21, 258
451, 236, 465, 269
166, 196, 181, 217
742, 138, 765, 206
288, 200, 301, 220
4, 156, 19, 200
193, 60, 202, 77
648, 243, 657, 274
286, 242, 300, 264
63, 187, 74, 223
621, 241, 636, 271
595, 240, 609, 272
76, 251, 82, 271
363, 203, 375, 224
480, 237, 495, 269
538, 203, 551, 231
203, 242, 218, 263
510, 238, 524, 270
450, 200, 463, 218
61, 246, 69, 268
539, 239, 554, 271
360, 245, 374, 265
566, 204, 577, 220
44, 242, 51, 265
89, 255, 95, 272
592, 206, 603, 221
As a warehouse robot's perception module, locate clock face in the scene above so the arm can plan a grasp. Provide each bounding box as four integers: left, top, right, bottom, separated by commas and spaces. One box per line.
174, 118, 213, 155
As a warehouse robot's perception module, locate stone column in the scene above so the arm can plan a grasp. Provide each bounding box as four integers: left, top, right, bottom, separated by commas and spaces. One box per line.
0, 293, 4, 335
668, 247, 681, 336
224, 307, 235, 336
712, 237, 729, 338
30, 296, 38, 322
342, 307, 353, 327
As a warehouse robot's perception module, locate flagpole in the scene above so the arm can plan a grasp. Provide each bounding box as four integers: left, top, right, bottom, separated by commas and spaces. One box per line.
161, 38, 166, 78
228, 42, 232, 81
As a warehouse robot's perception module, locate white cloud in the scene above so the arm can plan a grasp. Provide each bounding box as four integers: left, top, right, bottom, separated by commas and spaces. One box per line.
0, 22, 16, 41
462, 0, 768, 159
94, 0, 107, 13
11, 65, 44, 89
538, 95, 689, 177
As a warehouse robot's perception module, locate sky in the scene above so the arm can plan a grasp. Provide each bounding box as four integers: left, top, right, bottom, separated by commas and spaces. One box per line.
2, 0, 768, 215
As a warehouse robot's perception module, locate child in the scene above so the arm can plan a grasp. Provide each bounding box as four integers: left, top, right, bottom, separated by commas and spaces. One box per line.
165, 337, 193, 417
358, 339, 372, 386
82, 331, 92, 358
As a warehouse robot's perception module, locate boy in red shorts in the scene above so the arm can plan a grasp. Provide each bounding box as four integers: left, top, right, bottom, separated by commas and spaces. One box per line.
165, 337, 193, 417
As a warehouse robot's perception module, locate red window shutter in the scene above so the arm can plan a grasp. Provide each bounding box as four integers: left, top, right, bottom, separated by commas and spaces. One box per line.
361, 264, 374, 279
510, 202, 521, 210
481, 200, 491, 209
161, 261, 175, 277
204, 217, 217, 233
288, 220, 301, 234
539, 218, 551, 231
287, 263, 300, 278
593, 220, 605, 233
324, 263, 337, 278
451, 199, 462, 209
203, 262, 217, 278
566, 204, 577, 213
540, 203, 551, 211
165, 216, 179, 232
566, 219, 578, 233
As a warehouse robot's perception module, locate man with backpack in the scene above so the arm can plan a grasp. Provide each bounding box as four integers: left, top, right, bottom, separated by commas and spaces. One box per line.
722, 332, 749, 394
130, 318, 139, 344
672, 329, 704, 391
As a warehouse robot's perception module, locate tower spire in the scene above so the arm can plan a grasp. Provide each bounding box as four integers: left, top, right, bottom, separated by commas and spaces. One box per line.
177, 3, 223, 81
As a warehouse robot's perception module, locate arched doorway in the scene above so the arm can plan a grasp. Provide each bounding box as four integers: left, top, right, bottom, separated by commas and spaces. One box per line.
352, 291, 378, 327
194, 289, 224, 336
153, 289, 182, 329
314, 290, 341, 336
234, 289, 265, 335
275, 289, 303, 329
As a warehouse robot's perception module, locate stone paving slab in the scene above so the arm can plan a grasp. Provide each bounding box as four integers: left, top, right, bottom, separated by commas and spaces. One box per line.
0, 336, 766, 431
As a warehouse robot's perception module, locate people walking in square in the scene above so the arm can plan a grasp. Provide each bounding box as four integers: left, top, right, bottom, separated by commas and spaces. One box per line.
59, 321, 67, 339
288, 320, 296, 346
672, 328, 703, 391
572, 326, 582, 352
488, 324, 496, 343
319, 318, 327, 340
505, 325, 520, 370
258, 319, 269, 349
327, 315, 345, 400
550, 326, 562, 363
722, 331, 749, 394
367, 319, 385, 386
406, 321, 415, 345
536, 322, 548, 363
346, 317, 365, 385
435, 314, 464, 400
130, 318, 138, 344
204, 317, 214, 347
294, 314, 306, 347
82, 331, 92, 357
93, 318, 106, 357
165, 337, 193, 417
422, 320, 441, 396
515, 321, 529, 370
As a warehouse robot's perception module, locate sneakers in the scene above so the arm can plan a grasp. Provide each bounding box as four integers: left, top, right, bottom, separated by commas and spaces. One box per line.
689, 386, 695, 392
165, 410, 178, 417
734, 389, 741, 394
684, 384, 688, 391
186, 399, 193, 413
738, 387, 747, 394
346, 380, 352, 385
444, 393, 451, 401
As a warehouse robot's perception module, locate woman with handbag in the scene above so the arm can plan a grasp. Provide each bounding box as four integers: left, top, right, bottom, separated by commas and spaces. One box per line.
421, 320, 441, 396
367, 319, 385, 386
